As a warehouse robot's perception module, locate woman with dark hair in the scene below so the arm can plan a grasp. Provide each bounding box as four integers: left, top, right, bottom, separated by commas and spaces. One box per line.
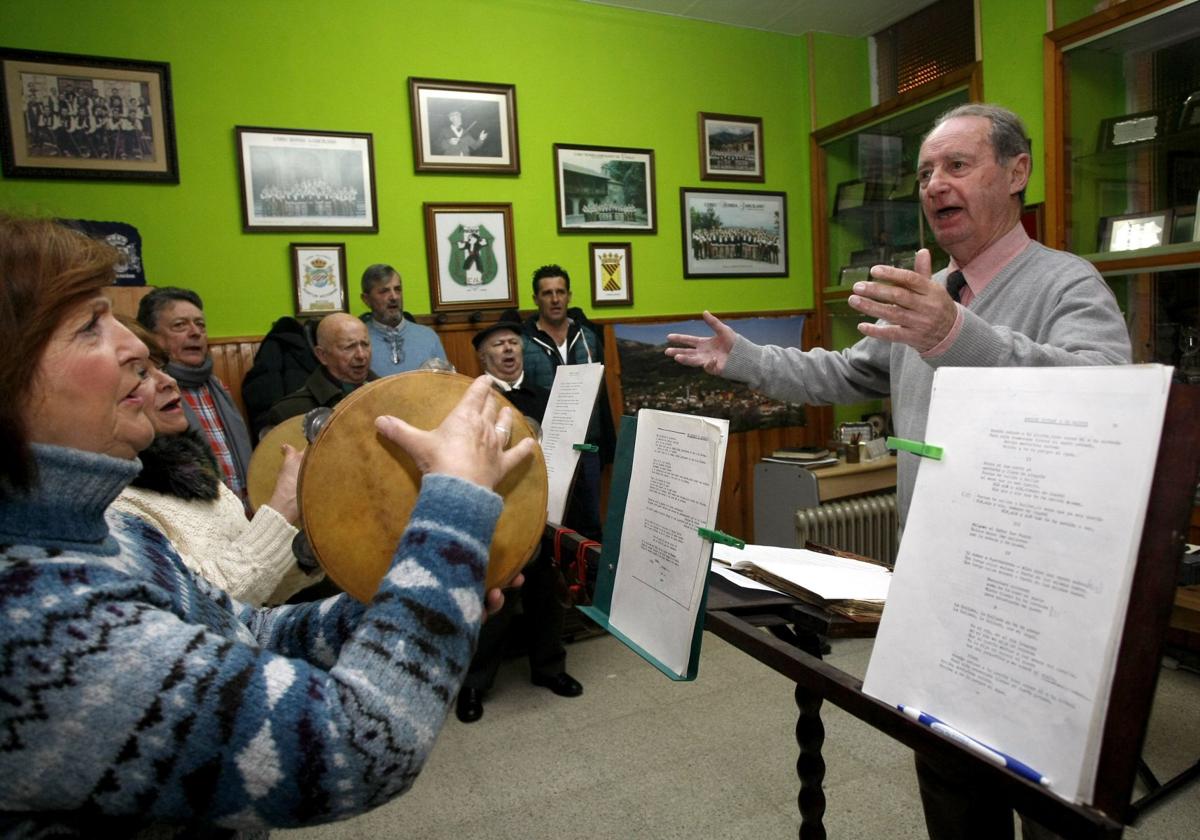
111, 316, 321, 604
0, 214, 532, 834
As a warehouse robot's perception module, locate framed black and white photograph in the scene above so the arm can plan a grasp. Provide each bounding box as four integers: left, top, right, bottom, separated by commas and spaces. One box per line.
408, 77, 518, 174
553, 143, 656, 233
236, 126, 378, 232
423, 202, 517, 313
681, 188, 787, 278
290, 243, 348, 317
1099, 210, 1173, 252
588, 242, 633, 307
698, 112, 763, 182
0, 47, 178, 182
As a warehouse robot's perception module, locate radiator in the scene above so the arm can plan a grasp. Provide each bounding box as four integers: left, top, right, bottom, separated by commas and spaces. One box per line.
794, 492, 898, 565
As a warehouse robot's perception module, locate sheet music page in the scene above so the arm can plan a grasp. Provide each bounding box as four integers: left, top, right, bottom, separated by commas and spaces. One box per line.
541, 363, 604, 524
712, 543, 892, 601
609, 410, 729, 676
862, 365, 1171, 804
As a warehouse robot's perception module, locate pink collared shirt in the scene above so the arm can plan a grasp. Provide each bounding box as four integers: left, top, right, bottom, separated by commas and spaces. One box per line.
922, 222, 1032, 358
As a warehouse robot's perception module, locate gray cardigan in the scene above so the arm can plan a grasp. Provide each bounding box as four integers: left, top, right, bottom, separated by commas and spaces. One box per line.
724, 241, 1132, 525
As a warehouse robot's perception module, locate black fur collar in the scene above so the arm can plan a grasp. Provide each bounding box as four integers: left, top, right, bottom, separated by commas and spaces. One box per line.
131, 430, 222, 501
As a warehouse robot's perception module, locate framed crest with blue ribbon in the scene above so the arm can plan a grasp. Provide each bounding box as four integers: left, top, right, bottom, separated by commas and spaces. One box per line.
290, 242, 348, 317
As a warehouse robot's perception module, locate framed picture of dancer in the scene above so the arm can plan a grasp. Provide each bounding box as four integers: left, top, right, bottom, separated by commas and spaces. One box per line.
235, 126, 378, 232
0, 46, 178, 182
422, 202, 518, 313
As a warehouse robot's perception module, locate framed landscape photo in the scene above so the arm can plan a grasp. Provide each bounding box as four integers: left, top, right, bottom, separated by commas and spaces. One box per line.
0, 47, 178, 181
554, 143, 656, 233
1099, 210, 1173, 252
588, 242, 633, 307
409, 77, 518, 174
290, 243, 349, 317
681, 187, 787, 278
698, 112, 763, 182
236, 126, 378, 232
423, 202, 517, 313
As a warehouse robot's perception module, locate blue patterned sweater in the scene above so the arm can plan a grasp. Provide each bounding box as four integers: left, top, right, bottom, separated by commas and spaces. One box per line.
0, 444, 500, 836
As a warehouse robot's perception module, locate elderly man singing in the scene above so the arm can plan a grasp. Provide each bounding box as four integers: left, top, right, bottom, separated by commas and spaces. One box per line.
138, 286, 253, 505
667, 103, 1132, 840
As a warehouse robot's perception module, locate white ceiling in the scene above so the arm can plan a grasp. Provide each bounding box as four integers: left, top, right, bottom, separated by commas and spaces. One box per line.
580, 0, 939, 38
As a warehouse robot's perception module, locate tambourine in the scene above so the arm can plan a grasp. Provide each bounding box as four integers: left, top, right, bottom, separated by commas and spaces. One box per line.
298, 371, 547, 601
246, 415, 307, 512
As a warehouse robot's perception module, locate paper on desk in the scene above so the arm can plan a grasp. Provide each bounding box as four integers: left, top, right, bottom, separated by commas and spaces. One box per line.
862, 365, 1172, 805
609, 409, 729, 677
712, 543, 891, 601
541, 363, 605, 524
710, 561, 783, 593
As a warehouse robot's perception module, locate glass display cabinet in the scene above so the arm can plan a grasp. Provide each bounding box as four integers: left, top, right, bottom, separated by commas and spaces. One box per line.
1045, 0, 1200, 374
809, 64, 981, 430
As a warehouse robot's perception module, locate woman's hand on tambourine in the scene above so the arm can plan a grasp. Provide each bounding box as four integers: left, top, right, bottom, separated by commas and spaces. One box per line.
265, 443, 303, 524
374, 375, 535, 491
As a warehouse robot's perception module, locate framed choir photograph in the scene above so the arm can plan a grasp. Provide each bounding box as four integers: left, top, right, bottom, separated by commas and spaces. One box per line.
588, 242, 634, 307
554, 143, 656, 233
422, 202, 518, 313
680, 187, 787, 278
235, 126, 378, 232
290, 243, 349, 317
408, 77, 519, 174
698, 112, 764, 182
0, 46, 178, 181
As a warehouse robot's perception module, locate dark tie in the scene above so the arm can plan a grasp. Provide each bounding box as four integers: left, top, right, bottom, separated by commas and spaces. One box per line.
945, 270, 967, 303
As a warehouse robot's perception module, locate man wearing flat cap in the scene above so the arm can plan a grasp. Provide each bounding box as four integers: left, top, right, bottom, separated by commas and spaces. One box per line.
455, 319, 583, 725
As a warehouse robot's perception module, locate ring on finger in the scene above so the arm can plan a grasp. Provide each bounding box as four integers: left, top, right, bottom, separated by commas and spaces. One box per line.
494, 424, 511, 443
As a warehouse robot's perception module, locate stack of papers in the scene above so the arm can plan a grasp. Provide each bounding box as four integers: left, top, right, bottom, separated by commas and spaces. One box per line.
712, 542, 891, 618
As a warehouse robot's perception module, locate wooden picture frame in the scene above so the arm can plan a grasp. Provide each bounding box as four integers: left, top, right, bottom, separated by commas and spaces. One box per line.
290, 242, 348, 317
588, 242, 633, 307
408, 77, 519, 174
1099, 210, 1173, 252
422, 202, 517, 313
0, 46, 178, 182
553, 143, 656, 233
681, 187, 787, 279
698, 112, 764, 182
236, 126, 378, 232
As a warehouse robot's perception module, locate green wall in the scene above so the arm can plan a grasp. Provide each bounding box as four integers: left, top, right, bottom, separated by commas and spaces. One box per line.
0, 0, 811, 337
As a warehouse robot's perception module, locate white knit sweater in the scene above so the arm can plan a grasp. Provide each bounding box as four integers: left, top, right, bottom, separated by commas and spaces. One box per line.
111, 481, 322, 604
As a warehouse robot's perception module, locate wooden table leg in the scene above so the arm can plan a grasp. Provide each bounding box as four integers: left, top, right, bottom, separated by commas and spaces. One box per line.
796, 682, 827, 840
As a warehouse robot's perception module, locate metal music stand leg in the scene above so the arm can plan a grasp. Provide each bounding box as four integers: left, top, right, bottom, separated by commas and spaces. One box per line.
796, 682, 827, 840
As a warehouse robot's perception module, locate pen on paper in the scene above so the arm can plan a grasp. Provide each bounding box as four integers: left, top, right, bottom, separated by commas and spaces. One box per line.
898, 705, 1051, 787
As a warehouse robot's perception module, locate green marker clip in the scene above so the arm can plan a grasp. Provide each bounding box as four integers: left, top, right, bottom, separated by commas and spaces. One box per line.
572, 443, 599, 453
887, 437, 944, 460
698, 527, 745, 549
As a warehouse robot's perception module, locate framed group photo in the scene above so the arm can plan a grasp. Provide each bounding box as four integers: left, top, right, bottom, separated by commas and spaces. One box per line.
423, 202, 517, 313
0, 47, 178, 181
290, 243, 349, 317
698, 112, 763, 182
235, 126, 378, 232
588, 242, 634, 307
1099, 210, 1172, 252
681, 188, 788, 278
553, 143, 656, 233
408, 77, 519, 174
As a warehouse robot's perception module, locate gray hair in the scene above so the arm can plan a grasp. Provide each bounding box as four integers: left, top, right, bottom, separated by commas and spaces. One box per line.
137, 286, 203, 331
928, 103, 1032, 203
361, 263, 399, 295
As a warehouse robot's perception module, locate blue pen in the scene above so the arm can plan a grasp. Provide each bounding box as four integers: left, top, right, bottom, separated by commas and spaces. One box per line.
898, 705, 1051, 787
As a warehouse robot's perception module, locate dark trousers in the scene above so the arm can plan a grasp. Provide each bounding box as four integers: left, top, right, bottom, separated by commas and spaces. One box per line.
463, 549, 566, 691
915, 754, 1062, 840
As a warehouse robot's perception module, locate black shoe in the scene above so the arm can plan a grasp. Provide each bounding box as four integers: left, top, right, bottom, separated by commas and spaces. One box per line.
456, 688, 484, 723
531, 671, 583, 698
